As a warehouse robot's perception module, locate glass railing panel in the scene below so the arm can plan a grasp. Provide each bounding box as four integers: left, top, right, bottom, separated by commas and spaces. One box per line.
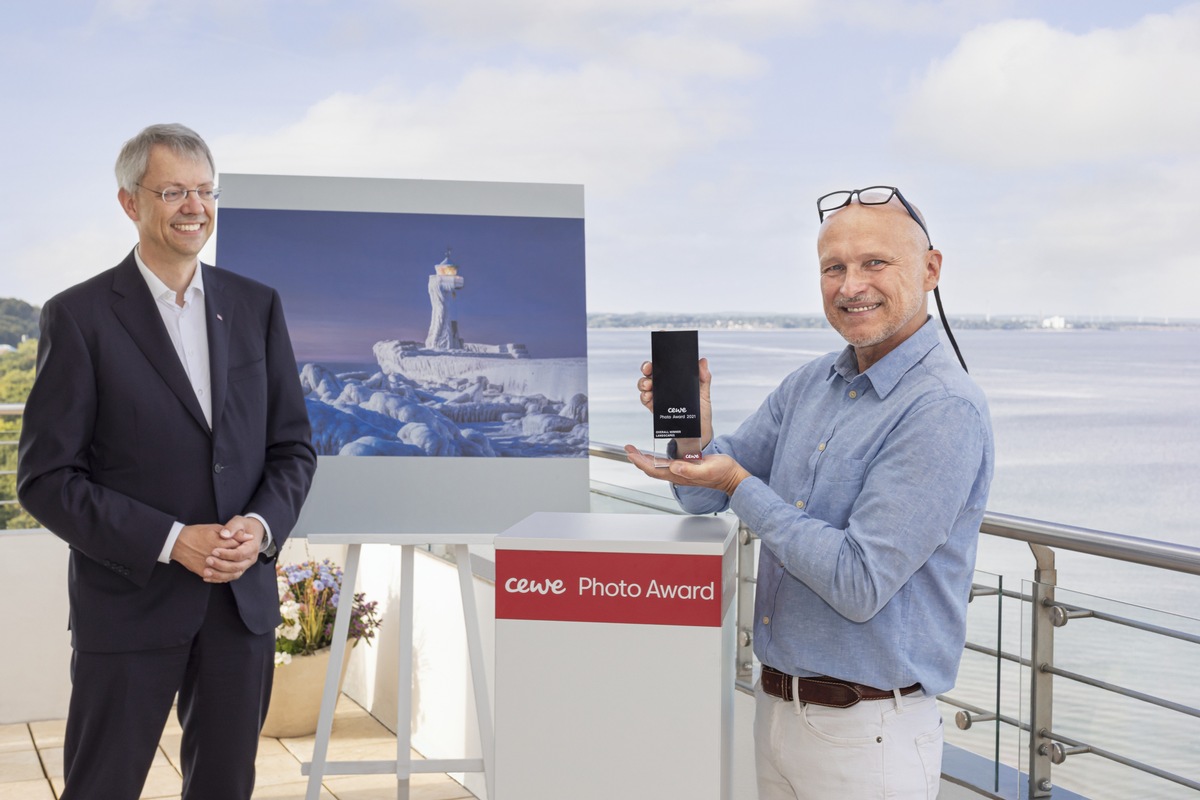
939, 570, 1022, 798
588, 479, 686, 515
1, 409, 34, 531
1021, 580, 1200, 799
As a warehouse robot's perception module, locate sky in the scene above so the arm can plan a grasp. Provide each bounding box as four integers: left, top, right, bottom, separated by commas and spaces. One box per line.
3, 0, 1198, 321
217, 208, 587, 360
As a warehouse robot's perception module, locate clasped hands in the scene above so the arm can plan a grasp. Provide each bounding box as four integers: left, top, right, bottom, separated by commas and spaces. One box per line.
171, 515, 266, 583
624, 358, 751, 496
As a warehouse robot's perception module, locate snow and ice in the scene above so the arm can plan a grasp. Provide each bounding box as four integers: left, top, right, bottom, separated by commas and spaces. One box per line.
301, 354, 588, 458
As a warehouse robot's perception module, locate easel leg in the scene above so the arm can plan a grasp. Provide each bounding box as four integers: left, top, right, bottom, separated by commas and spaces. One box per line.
305, 542, 361, 800
395, 544, 416, 800
454, 543, 495, 800
303, 541, 491, 799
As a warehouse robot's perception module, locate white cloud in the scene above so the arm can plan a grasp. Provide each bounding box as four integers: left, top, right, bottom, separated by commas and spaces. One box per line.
823, 0, 1014, 35
215, 64, 748, 193
934, 157, 1200, 319
95, 0, 158, 19
617, 31, 766, 79
891, 5, 1200, 319
896, 6, 1200, 167
394, 0, 816, 72
95, 0, 269, 21
1022, 161, 1200, 318
400, 0, 794, 35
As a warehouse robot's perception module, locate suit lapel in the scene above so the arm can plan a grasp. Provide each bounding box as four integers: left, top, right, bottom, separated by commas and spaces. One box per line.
110, 252, 211, 434
205, 265, 230, 434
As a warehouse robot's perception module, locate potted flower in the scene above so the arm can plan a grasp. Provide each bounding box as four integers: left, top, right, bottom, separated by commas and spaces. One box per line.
261, 558, 383, 738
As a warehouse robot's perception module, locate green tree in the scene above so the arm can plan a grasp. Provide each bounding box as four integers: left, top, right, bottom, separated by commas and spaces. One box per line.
0, 297, 40, 347
0, 338, 36, 402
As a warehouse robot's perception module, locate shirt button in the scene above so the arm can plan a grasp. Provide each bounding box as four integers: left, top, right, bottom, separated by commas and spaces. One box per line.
214, 463, 224, 473
849, 390, 858, 399
817, 443, 826, 452
795, 500, 805, 509
762, 616, 770, 625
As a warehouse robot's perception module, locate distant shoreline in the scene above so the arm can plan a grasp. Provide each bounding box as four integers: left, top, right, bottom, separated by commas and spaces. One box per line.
587, 313, 1199, 332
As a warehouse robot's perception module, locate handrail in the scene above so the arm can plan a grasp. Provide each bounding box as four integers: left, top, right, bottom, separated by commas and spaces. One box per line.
980, 512, 1200, 576
1, 407, 23, 514
590, 441, 636, 461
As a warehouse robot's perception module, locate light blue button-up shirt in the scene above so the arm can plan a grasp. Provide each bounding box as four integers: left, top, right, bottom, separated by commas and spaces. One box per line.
673, 318, 993, 696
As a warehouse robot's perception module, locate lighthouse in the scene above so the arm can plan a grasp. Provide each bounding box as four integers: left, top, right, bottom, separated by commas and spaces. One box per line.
425, 250, 465, 350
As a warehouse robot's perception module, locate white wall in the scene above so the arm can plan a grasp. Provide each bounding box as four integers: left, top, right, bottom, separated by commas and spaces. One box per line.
0, 533, 348, 725
1, 530, 72, 723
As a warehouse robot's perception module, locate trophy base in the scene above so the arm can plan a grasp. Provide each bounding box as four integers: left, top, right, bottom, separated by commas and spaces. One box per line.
652, 438, 703, 468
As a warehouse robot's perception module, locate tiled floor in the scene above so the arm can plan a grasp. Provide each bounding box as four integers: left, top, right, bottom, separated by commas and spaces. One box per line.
0, 695, 477, 800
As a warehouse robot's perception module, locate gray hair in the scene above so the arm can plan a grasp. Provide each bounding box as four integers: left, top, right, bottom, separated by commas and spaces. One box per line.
114, 123, 215, 194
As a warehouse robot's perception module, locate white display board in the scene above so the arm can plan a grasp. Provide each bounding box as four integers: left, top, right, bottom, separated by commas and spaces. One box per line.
215, 175, 591, 534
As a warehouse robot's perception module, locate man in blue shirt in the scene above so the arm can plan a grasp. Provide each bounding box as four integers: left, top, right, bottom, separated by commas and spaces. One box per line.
626, 187, 994, 799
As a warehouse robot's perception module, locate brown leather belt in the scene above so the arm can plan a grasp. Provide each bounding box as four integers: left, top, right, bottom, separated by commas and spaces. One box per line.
760, 665, 922, 708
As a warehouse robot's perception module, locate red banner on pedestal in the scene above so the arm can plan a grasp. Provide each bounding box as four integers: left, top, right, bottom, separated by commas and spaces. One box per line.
496, 548, 733, 627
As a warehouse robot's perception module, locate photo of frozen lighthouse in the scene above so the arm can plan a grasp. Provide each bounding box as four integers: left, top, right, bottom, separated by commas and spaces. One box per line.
213, 176, 589, 460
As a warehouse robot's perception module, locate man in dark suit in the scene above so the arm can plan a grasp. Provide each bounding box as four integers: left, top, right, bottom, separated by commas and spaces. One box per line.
17, 123, 317, 799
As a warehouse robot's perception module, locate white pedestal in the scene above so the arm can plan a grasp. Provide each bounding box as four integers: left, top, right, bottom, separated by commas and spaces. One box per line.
494, 512, 737, 800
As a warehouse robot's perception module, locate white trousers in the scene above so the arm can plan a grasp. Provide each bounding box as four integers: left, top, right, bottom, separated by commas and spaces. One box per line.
754, 681, 944, 800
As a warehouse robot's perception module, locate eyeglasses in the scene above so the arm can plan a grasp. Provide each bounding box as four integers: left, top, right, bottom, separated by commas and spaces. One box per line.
137, 184, 220, 204
817, 186, 931, 249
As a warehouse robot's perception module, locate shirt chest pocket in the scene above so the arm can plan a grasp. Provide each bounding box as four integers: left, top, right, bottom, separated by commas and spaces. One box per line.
809, 455, 868, 527
818, 454, 868, 483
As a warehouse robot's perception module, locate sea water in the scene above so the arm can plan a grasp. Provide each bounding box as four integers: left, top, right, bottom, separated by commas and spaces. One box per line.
587, 327, 1200, 582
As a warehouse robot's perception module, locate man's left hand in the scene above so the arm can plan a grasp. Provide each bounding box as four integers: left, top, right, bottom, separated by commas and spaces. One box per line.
624, 445, 751, 496
203, 515, 265, 583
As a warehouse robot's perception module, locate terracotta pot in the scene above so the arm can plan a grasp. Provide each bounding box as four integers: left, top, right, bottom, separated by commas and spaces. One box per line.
261, 645, 353, 738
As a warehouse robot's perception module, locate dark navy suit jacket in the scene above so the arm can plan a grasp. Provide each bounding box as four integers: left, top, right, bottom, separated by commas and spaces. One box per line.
18, 250, 317, 652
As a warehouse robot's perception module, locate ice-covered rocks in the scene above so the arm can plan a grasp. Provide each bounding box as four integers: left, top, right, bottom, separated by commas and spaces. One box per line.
300, 363, 344, 401
562, 393, 588, 423
300, 354, 588, 458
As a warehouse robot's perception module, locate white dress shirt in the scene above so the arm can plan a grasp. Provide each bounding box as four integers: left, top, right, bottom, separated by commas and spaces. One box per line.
133, 249, 272, 564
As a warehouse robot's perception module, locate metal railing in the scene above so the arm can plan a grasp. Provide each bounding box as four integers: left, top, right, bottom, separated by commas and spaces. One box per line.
589, 441, 1200, 799
0, 405, 23, 513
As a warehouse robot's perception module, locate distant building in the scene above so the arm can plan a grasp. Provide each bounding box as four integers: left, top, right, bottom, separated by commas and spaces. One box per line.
1041, 316, 1068, 330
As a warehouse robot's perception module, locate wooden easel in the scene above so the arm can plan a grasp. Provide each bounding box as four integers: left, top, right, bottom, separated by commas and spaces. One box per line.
301, 533, 496, 800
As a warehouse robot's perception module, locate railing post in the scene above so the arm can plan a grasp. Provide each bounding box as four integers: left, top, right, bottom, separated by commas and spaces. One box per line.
1028, 543, 1057, 797
736, 522, 756, 685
